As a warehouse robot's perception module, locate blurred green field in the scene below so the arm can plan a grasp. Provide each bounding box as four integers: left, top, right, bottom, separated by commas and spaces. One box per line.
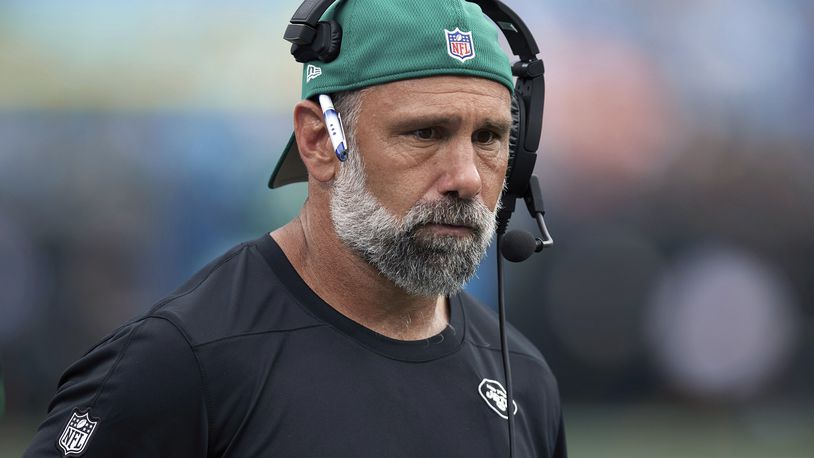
565, 404, 814, 458
3, 403, 812, 457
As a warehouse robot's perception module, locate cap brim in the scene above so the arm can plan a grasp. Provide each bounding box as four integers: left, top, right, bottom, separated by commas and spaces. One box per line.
268, 133, 308, 189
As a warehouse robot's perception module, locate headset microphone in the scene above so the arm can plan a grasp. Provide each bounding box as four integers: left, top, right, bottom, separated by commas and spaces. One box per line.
500, 230, 544, 262
499, 174, 554, 263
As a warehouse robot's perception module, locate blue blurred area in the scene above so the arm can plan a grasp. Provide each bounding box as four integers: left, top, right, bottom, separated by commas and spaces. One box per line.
1, 0, 813, 455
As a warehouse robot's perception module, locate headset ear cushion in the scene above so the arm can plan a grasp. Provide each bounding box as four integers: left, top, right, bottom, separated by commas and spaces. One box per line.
317, 19, 343, 62
506, 93, 523, 180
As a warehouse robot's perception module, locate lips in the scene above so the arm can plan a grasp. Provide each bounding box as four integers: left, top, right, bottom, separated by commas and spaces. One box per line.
421, 222, 476, 237
402, 198, 490, 239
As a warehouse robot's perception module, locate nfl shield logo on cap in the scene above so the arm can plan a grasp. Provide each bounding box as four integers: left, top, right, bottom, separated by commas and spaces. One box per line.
58, 409, 99, 456
445, 28, 476, 62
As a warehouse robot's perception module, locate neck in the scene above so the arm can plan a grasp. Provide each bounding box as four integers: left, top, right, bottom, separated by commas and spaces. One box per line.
271, 196, 449, 341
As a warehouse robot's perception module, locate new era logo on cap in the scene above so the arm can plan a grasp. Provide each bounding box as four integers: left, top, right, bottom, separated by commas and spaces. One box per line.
307, 64, 323, 82
445, 28, 476, 63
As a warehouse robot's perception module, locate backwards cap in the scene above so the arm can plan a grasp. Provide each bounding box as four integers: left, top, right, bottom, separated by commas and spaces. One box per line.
269, 0, 514, 188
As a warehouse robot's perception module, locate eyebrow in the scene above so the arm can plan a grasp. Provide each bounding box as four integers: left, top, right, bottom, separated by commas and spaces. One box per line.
481, 119, 513, 134
391, 115, 512, 134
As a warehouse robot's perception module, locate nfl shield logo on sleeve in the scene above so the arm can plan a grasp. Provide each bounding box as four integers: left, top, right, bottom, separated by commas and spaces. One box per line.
445, 28, 476, 62
58, 409, 99, 456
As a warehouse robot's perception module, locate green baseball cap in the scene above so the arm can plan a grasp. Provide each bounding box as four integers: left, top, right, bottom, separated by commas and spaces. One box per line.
269, 0, 514, 188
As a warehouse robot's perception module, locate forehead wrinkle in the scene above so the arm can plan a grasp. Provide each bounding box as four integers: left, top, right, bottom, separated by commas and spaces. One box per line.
358, 77, 513, 141
382, 96, 511, 124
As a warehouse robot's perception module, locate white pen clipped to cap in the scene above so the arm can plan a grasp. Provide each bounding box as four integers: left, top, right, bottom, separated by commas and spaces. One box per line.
318, 94, 348, 161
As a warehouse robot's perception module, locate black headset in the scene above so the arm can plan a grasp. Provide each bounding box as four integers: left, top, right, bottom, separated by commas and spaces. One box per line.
283, 0, 547, 236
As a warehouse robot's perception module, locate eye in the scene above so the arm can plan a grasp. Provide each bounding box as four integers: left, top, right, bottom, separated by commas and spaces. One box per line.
413, 128, 436, 140
473, 129, 499, 144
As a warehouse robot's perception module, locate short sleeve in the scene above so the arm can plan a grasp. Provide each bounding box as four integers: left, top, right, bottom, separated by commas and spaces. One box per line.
23, 317, 208, 457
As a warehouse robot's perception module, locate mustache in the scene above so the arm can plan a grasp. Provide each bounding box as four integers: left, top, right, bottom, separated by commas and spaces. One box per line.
403, 197, 494, 231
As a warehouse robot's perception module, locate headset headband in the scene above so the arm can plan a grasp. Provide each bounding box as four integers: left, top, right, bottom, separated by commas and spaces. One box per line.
285, 0, 539, 60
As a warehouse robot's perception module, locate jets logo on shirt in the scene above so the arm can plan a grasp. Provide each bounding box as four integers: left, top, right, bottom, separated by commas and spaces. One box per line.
445, 28, 476, 62
57, 409, 99, 456
479, 378, 518, 419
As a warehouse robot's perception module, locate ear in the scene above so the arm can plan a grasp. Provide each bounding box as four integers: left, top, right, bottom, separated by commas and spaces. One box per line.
293, 99, 337, 183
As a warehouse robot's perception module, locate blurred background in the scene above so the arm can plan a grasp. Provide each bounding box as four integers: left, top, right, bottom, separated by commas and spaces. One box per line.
1, 0, 812, 456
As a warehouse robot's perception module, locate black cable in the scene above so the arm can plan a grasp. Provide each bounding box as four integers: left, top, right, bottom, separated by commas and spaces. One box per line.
496, 234, 516, 457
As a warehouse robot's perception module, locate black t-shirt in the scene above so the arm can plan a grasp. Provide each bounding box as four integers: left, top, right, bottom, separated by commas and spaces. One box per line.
25, 234, 565, 457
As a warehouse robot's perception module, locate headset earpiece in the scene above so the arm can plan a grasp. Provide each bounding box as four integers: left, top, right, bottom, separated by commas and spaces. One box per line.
497, 57, 545, 233
506, 92, 523, 187
290, 19, 343, 63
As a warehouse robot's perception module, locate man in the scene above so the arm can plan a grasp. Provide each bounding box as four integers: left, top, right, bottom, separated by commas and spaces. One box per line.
25, 0, 565, 456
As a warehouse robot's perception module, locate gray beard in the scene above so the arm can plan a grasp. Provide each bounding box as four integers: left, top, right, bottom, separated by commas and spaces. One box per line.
329, 143, 497, 297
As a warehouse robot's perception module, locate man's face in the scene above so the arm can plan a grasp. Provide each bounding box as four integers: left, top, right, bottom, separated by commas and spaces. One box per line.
329, 76, 512, 297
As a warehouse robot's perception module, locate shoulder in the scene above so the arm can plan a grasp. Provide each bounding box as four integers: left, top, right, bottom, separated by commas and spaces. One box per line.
458, 291, 551, 370
55, 316, 202, 412
25, 317, 207, 457
457, 291, 564, 452
144, 235, 321, 347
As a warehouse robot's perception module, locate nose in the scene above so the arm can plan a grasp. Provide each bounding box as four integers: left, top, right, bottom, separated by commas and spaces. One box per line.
435, 138, 482, 200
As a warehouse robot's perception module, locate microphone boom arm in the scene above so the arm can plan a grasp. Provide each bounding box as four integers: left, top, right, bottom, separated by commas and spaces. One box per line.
524, 174, 554, 248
